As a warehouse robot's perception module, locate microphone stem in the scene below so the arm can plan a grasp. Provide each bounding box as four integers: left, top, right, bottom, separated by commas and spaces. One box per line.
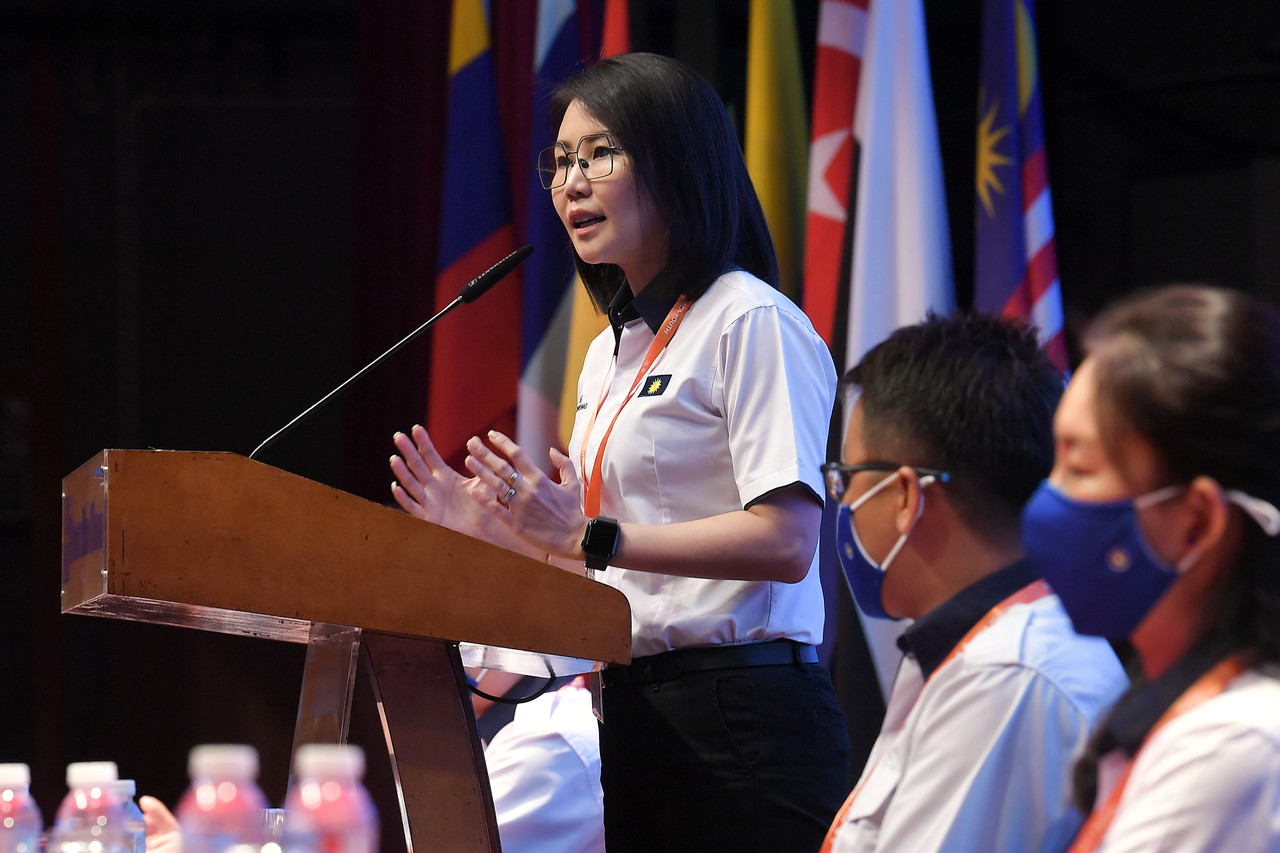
249, 295, 464, 460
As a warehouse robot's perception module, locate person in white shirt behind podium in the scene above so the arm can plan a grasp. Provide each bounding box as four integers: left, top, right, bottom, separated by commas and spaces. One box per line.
482, 676, 603, 853
389, 51, 850, 852
819, 313, 1127, 853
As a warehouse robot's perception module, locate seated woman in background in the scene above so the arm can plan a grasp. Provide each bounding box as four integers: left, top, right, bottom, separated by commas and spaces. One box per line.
1021, 284, 1280, 852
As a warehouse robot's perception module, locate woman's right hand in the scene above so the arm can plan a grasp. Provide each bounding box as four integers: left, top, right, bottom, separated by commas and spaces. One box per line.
391, 425, 492, 538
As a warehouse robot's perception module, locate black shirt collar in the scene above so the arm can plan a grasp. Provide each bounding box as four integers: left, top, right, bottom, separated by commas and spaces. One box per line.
897, 559, 1040, 680
1094, 634, 1240, 757
608, 285, 680, 353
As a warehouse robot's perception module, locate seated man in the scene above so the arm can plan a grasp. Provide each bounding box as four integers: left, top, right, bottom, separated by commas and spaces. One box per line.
821, 313, 1127, 853
484, 676, 604, 853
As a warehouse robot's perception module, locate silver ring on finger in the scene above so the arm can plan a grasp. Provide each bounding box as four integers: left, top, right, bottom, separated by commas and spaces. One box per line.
506, 470, 521, 487
499, 485, 517, 505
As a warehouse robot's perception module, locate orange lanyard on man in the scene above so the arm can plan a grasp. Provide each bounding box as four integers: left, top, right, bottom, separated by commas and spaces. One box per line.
819, 580, 1053, 853
579, 295, 691, 518
1065, 653, 1248, 853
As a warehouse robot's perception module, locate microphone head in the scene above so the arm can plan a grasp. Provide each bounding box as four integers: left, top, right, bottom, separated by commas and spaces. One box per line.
458, 244, 535, 304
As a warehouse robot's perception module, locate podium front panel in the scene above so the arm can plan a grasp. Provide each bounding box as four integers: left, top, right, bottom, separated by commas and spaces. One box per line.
60, 449, 630, 667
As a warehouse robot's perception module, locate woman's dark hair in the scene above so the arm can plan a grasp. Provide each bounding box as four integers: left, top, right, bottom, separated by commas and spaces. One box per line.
550, 52, 779, 311
1084, 284, 1280, 662
1072, 285, 1280, 812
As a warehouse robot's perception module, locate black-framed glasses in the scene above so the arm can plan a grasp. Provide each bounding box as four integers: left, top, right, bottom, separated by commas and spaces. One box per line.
536, 133, 626, 190
820, 462, 951, 501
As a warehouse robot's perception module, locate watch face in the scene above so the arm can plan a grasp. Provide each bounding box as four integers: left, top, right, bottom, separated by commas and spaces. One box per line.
585, 517, 620, 563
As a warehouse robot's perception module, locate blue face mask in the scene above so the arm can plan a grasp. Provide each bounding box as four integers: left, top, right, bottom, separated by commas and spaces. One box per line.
835, 472, 935, 620
1022, 480, 1280, 639
1021, 482, 1183, 638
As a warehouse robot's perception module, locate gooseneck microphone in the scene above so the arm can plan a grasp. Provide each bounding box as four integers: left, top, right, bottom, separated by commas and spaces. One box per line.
249, 244, 534, 460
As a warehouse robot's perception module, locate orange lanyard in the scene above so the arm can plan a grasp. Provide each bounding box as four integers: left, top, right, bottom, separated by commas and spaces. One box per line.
819, 580, 1052, 853
1066, 653, 1248, 853
579, 295, 691, 518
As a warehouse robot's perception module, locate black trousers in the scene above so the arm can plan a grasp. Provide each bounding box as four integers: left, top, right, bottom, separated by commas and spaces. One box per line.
598, 656, 852, 852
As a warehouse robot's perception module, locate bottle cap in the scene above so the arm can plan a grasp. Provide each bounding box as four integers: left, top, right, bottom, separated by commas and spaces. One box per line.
294, 744, 365, 780
0, 764, 31, 788
188, 745, 259, 781
110, 779, 137, 799
66, 761, 120, 788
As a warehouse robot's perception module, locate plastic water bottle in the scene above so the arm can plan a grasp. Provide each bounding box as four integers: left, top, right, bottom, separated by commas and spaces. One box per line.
284, 745, 378, 853
50, 761, 130, 853
0, 763, 43, 853
176, 745, 270, 853
109, 780, 146, 853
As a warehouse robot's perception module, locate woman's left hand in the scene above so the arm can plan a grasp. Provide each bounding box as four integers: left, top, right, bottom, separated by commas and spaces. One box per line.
464, 430, 587, 559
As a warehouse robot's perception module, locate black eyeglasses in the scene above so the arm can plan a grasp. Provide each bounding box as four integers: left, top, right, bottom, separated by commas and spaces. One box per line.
536, 133, 627, 190
819, 462, 950, 501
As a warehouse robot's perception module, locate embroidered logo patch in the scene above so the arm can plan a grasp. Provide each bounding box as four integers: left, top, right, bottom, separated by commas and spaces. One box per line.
638, 374, 672, 397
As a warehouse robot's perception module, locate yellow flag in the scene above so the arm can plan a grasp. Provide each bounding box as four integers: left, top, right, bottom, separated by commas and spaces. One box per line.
745, 0, 809, 300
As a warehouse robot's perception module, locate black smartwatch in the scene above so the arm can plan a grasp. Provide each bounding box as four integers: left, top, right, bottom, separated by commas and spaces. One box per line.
581, 516, 621, 572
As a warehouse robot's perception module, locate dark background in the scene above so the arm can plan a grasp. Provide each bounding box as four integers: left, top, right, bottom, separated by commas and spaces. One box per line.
5, 0, 1280, 820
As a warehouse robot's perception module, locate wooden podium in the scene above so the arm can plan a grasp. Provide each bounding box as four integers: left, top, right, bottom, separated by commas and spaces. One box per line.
60, 449, 631, 852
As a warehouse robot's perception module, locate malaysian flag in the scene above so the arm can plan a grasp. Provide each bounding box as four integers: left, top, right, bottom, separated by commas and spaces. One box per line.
975, 0, 1067, 368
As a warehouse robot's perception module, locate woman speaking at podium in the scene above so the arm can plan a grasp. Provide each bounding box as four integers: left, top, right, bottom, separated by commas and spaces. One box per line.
390, 52, 850, 852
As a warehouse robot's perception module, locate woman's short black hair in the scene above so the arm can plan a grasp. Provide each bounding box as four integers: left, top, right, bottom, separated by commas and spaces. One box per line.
1084, 284, 1280, 662
550, 52, 779, 311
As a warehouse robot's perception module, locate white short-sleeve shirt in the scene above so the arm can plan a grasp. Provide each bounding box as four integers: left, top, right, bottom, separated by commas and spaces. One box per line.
485, 684, 604, 853
569, 270, 837, 657
1091, 667, 1280, 853
828, 595, 1128, 853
